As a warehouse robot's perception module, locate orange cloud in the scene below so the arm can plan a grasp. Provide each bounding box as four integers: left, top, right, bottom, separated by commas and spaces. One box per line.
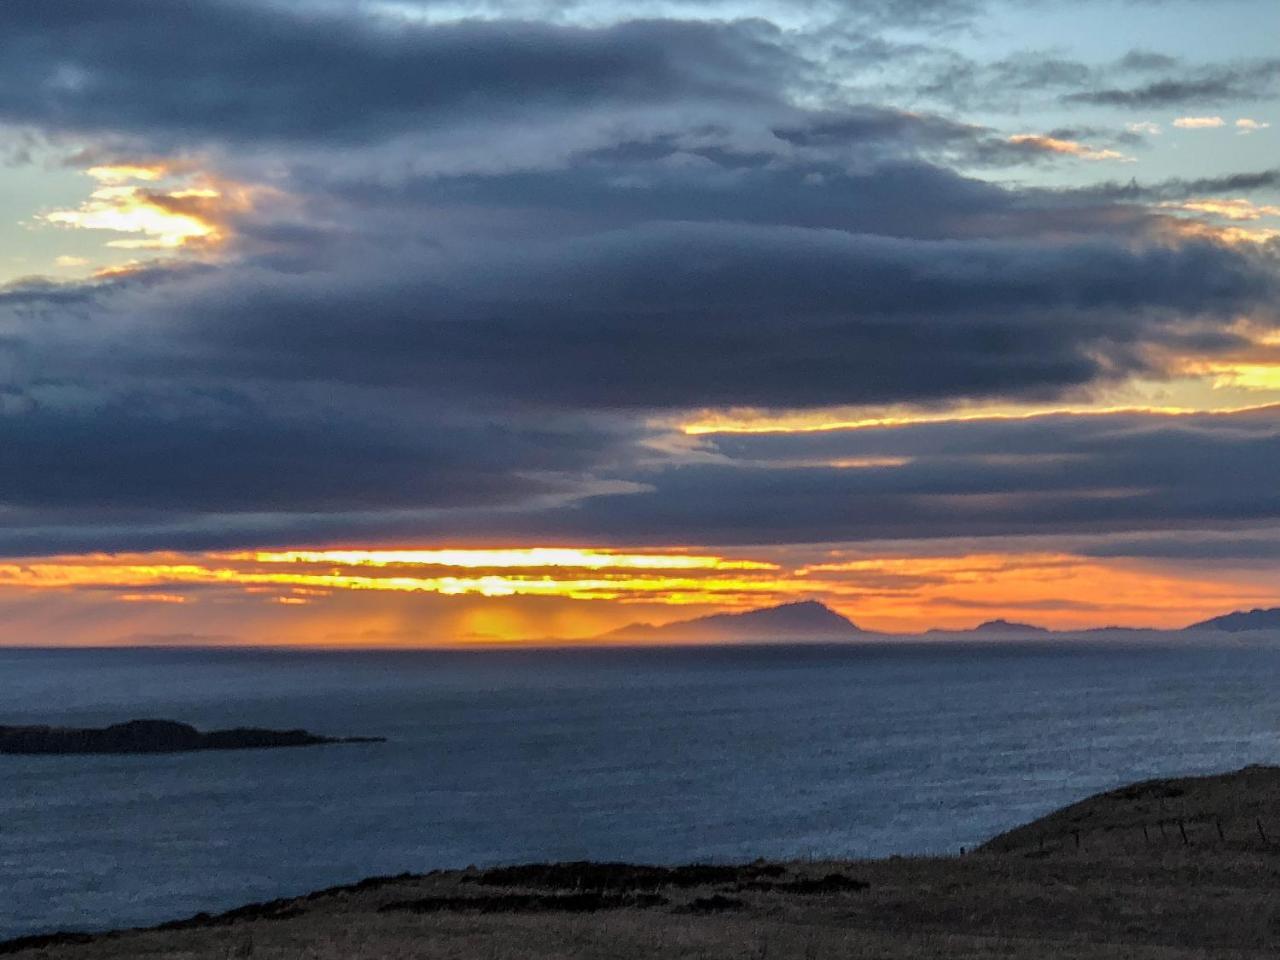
1007, 134, 1132, 162
1161, 198, 1280, 221
1173, 116, 1225, 129
676, 403, 1205, 437
116, 592, 188, 604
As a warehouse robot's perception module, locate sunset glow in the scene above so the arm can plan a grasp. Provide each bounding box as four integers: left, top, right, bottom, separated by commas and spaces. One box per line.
39, 163, 255, 251
2, 546, 1274, 643
245, 548, 778, 571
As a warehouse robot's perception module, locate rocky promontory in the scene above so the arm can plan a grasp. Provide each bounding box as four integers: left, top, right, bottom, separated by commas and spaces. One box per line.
0, 719, 384, 755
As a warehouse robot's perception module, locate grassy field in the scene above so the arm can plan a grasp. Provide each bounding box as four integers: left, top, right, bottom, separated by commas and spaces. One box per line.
9, 766, 1280, 959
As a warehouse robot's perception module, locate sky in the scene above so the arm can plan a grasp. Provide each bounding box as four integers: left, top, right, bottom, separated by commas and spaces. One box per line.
1, 0, 1278, 645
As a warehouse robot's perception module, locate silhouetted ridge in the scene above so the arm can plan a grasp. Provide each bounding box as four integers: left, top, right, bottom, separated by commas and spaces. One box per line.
971, 619, 1051, 634
604, 600, 862, 641
1188, 607, 1280, 632
0, 719, 384, 755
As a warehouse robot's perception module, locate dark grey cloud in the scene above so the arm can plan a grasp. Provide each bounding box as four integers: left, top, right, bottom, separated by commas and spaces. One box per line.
770, 108, 982, 150
497, 407, 1280, 545
766, 107, 1128, 170
6, 405, 1277, 555
1064, 59, 1280, 107
317, 158, 1018, 242
1079, 531, 1280, 562
906, 46, 1280, 114
3, 186, 1273, 556
1061, 169, 1280, 204
0, 1, 795, 146
102, 224, 1274, 411
0, 389, 629, 514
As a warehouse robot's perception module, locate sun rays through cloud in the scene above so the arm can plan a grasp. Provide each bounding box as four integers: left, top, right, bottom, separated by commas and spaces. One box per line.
36, 160, 260, 256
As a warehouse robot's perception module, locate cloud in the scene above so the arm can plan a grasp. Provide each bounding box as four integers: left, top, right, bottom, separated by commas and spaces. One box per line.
1, 213, 1276, 555
39, 166, 256, 250
909, 48, 1280, 114
1173, 116, 1226, 129
1236, 118, 1272, 134
513, 406, 1280, 546
1064, 60, 1280, 108
1006, 134, 1133, 162
0, 1, 798, 147
0, 379, 637, 519
1161, 198, 1280, 221
1079, 530, 1280, 562
1066, 169, 1280, 203
98, 223, 1275, 410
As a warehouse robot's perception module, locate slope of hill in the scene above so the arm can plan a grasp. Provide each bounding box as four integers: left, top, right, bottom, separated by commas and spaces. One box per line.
603, 600, 862, 642
1188, 607, 1280, 632
15, 765, 1280, 959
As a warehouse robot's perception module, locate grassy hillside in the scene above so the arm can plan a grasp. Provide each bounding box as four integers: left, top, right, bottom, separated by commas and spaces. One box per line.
10, 766, 1280, 959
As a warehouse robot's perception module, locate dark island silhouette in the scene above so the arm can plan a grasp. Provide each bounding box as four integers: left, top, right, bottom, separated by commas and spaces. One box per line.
0, 719, 384, 756
968, 618, 1051, 635
602, 600, 863, 642
926, 618, 1052, 636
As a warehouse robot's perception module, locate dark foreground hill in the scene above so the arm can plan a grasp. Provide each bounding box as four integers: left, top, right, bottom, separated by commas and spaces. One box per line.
0, 719, 384, 755
603, 600, 863, 641
10, 765, 1280, 958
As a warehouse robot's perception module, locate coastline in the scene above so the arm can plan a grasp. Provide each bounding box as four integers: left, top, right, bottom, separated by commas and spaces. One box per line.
8, 765, 1280, 958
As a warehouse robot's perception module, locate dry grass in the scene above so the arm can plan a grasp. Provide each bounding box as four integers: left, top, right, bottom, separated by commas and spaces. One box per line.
10, 766, 1280, 959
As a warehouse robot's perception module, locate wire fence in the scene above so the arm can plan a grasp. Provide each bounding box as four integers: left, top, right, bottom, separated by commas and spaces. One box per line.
1019, 815, 1279, 854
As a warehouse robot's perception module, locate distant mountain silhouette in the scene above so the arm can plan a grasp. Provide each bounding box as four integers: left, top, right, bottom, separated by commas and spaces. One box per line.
970, 619, 1052, 635
603, 600, 863, 642
926, 618, 1052, 636
1187, 607, 1280, 633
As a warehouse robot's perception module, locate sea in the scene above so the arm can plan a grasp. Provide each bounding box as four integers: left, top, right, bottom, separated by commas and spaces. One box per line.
2, 638, 1278, 940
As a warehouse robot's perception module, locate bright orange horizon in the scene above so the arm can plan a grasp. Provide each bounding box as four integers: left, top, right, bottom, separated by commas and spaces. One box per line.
1, 544, 1274, 647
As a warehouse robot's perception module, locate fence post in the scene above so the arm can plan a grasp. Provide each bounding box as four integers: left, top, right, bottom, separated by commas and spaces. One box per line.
1257, 818, 1267, 843
1178, 820, 1188, 845
1216, 819, 1225, 842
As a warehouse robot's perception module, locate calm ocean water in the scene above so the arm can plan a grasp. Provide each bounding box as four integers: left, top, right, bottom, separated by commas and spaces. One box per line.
2, 640, 1278, 939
